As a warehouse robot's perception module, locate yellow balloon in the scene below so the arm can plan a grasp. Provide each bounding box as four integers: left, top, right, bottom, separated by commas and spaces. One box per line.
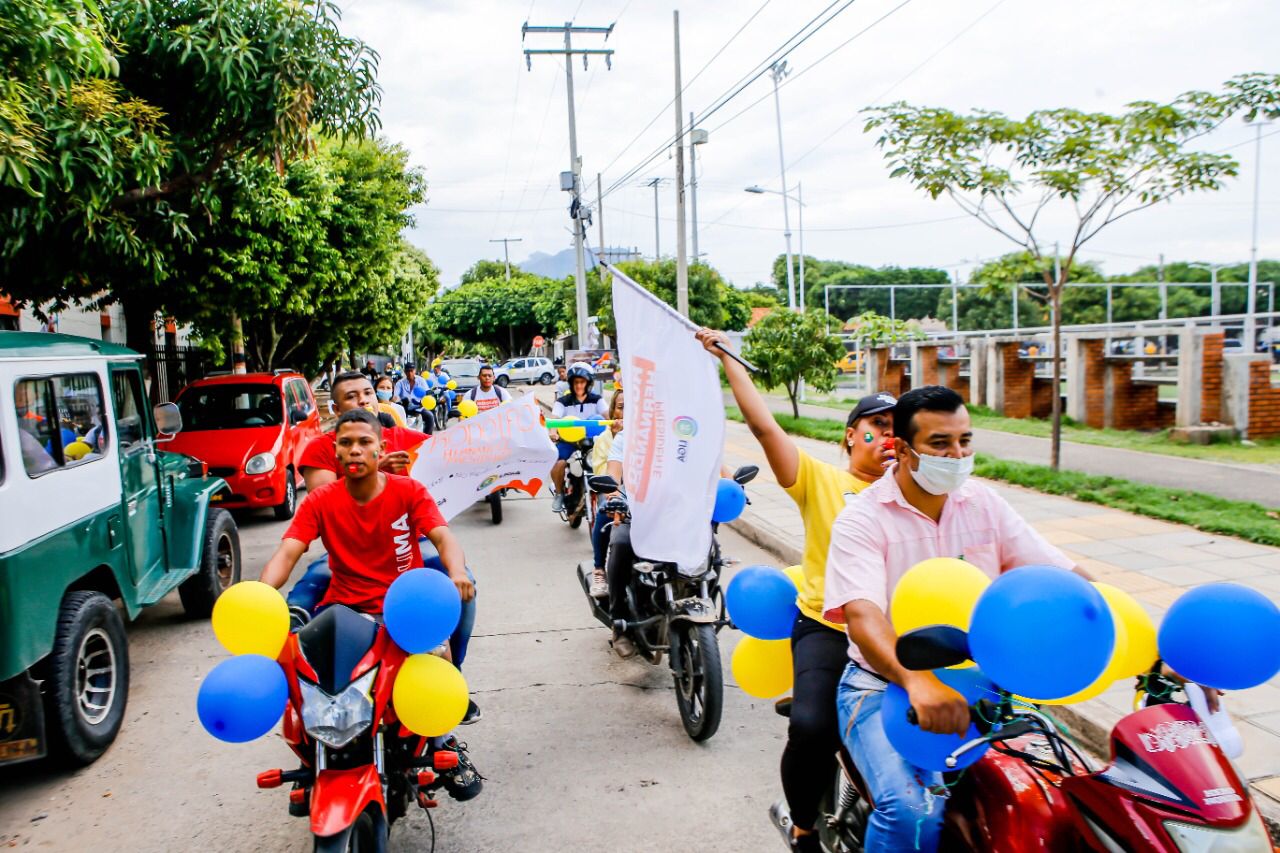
392, 654, 469, 737
211, 581, 289, 658
782, 565, 805, 590
446, 380, 457, 390
457, 399, 479, 419
432, 358, 443, 368
559, 426, 587, 442
732, 637, 793, 698
1038, 582, 1140, 705
64, 440, 92, 460
421, 395, 437, 411
890, 558, 991, 635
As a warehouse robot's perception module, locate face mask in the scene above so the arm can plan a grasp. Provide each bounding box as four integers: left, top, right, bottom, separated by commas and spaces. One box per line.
376, 389, 393, 401
907, 446, 974, 495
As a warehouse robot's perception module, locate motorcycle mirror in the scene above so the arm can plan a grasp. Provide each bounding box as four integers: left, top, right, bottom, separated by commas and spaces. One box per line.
588, 474, 619, 493
732, 464, 759, 486
896, 625, 972, 671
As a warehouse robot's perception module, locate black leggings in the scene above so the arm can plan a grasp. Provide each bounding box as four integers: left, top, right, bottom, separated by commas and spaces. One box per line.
781, 612, 850, 831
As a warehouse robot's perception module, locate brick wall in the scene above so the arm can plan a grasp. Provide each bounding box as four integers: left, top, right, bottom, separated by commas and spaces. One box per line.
1201, 332, 1224, 423
1248, 360, 1280, 438
1105, 360, 1176, 430
916, 345, 940, 386
871, 347, 911, 397
938, 359, 970, 402
1031, 377, 1056, 419
1079, 339, 1107, 428
999, 344, 1035, 418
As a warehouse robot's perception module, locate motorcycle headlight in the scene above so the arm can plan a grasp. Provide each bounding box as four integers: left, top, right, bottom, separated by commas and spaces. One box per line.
245, 451, 277, 475
299, 668, 377, 748
677, 560, 709, 578
1163, 816, 1271, 853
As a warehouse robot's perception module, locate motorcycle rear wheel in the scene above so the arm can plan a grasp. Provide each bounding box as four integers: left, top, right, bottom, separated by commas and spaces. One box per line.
669, 622, 723, 742
816, 767, 867, 853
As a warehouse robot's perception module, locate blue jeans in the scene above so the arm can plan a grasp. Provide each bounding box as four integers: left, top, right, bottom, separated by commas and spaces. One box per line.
590, 506, 611, 570
287, 548, 478, 668
836, 663, 945, 852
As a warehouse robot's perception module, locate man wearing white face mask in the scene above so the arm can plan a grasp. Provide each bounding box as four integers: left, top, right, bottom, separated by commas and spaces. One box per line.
821, 386, 1086, 853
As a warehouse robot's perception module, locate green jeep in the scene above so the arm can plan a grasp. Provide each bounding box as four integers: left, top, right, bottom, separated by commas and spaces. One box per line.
0, 332, 242, 766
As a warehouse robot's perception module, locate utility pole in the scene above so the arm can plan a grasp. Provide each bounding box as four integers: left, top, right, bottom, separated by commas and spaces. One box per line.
1247, 120, 1265, 353
769, 61, 796, 311
597, 173, 610, 284
523, 21, 615, 347
489, 237, 523, 280
689, 112, 705, 262
646, 177, 662, 259
672, 10, 689, 318
1157, 252, 1168, 321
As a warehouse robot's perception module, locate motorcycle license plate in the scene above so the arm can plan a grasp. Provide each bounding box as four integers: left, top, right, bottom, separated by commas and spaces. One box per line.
0, 674, 46, 766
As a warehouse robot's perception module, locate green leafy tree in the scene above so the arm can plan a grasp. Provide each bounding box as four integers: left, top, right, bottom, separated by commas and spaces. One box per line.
845, 311, 926, 346
864, 72, 1280, 468
421, 273, 572, 356
784, 257, 950, 322
743, 309, 844, 417
1, 0, 380, 350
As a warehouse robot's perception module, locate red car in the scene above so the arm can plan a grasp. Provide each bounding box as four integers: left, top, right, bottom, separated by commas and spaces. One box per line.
168, 371, 322, 518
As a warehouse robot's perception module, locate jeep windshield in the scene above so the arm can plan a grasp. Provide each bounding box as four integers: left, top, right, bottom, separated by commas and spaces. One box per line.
176, 385, 283, 430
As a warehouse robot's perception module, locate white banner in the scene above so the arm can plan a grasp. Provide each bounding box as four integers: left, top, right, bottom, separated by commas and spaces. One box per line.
611, 266, 725, 568
408, 393, 556, 521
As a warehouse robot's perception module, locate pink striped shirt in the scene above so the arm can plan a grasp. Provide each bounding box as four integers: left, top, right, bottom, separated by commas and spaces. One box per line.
823, 466, 1072, 668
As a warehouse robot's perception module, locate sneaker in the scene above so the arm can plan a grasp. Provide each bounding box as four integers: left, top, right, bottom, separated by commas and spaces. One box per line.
460, 699, 481, 725
589, 568, 608, 599
611, 632, 637, 659
439, 737, 484, 802
552, 493, 565, 513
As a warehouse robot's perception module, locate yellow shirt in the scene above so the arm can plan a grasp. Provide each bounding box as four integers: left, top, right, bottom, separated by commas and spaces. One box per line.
783, 450, 871, 631
589, 429, 616, 475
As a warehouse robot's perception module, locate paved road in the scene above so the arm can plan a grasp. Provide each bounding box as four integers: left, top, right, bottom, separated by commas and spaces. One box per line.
0, 492, 789, 852
745, 393, 1280, 508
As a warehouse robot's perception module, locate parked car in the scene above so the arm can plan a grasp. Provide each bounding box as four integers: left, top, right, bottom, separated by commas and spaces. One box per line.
165, 371, 321, 519
439, 358, 483, 393
0, 332, 240, 768
834, 351, 862, 374
494, 356, 555, 387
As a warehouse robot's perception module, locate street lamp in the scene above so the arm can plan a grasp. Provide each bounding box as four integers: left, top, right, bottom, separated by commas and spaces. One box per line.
766, 60, 797, 312
745, 183, 806, 310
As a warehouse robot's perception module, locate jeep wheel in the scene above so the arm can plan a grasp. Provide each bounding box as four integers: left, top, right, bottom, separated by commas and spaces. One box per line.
179, 508, 242, 617
43, 591, 129, 765
273, 469, 298, 520
496, 375, 510, 388
539, 372, 554, 385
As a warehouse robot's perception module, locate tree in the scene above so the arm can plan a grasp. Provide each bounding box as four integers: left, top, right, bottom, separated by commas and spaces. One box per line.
845, 311, 926, 346
591, 258, 749, 336
421, 273, 572, 356
1, 0, 380, 350
864, 72, 1280, 468
743, 310, 844, 417
782, 256, 951, 321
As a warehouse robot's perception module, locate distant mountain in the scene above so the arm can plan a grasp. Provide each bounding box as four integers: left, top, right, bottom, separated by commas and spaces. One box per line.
517, 246, 640, 279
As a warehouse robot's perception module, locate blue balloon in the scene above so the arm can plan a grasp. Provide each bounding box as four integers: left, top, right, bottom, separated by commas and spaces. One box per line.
726, 565, 799, 640
383, 568, 462, 654
413, 384, 428, 400
969, 566, 1114, 700
1159, 583, 1280, 691
882, 668, 998, 771
197, 654, 288, 743
444, 389, 456, 403
712, 478, 747, 524
584, 421, 606, 438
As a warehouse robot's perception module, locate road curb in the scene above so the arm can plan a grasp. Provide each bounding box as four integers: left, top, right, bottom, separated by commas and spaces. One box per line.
728, 510, 1280, 842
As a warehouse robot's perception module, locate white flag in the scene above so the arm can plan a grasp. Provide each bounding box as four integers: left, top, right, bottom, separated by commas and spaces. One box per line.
409, 393, 556, 521
611, 266, 725, 568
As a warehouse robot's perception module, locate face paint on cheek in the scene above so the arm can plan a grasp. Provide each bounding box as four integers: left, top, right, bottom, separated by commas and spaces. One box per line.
863, 432, 875, 444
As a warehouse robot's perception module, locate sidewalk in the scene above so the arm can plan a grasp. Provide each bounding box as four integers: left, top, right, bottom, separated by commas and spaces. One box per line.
745, 392, 1280, 507
720, 419, 1280, 831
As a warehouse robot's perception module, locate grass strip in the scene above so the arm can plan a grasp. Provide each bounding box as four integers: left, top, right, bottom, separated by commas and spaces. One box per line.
726, 407, 1280, 547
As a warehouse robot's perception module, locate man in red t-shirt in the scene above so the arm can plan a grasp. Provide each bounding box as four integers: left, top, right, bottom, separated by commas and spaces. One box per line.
300, 371, 431, 493
262, 408, 474, 612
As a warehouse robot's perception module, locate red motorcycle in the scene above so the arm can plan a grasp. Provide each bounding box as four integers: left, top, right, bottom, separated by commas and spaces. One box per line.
254, 605, 478, 852
795, 627, 1275, 852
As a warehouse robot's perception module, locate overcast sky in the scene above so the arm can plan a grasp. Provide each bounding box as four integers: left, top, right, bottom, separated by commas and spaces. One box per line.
338, 0, 1279, 289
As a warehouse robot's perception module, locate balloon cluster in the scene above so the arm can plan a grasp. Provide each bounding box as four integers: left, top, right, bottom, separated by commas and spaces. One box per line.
727, 565, 800, 698
197, 572, 472, 744
882, 561, 1280, 770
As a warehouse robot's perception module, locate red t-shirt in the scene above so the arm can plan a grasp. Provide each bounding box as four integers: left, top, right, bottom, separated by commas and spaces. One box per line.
284, 476, 447, 613
298, 425, 430, 477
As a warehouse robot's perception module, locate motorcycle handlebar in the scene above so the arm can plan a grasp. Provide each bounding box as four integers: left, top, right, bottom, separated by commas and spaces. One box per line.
906, 698, 999, 735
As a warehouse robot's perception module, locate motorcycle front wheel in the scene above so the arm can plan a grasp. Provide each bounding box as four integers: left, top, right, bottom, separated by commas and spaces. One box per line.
669, 622, 723, 742
313, 806, 383, 853
567, 476, 586, 529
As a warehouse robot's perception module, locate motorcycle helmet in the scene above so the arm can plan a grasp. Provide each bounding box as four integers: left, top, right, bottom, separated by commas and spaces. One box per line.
566, 362, 593, 382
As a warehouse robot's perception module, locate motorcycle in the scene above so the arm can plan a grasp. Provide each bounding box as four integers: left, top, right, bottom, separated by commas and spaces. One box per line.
575, 465, 759, 742
788, 625, 1275, 852
255, 605, 473, 852
557, 437, 594, 530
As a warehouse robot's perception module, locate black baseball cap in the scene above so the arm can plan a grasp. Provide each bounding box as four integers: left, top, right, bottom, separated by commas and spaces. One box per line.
845, 392, 897, 427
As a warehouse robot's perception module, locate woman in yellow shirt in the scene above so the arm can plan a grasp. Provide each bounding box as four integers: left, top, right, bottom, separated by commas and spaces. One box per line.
697, 328, 896, 853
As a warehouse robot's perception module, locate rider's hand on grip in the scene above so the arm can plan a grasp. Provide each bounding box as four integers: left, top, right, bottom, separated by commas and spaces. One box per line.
905, 673, 970, 736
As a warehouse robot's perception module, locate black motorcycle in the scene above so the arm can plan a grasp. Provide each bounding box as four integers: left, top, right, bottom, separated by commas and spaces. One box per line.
557, 437, 594, 530
576, 465, 758, 741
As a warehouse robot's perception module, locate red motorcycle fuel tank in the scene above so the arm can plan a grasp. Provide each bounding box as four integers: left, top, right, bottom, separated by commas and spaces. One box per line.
1062, 703, 1265, 852
942, 733, 1088, 852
